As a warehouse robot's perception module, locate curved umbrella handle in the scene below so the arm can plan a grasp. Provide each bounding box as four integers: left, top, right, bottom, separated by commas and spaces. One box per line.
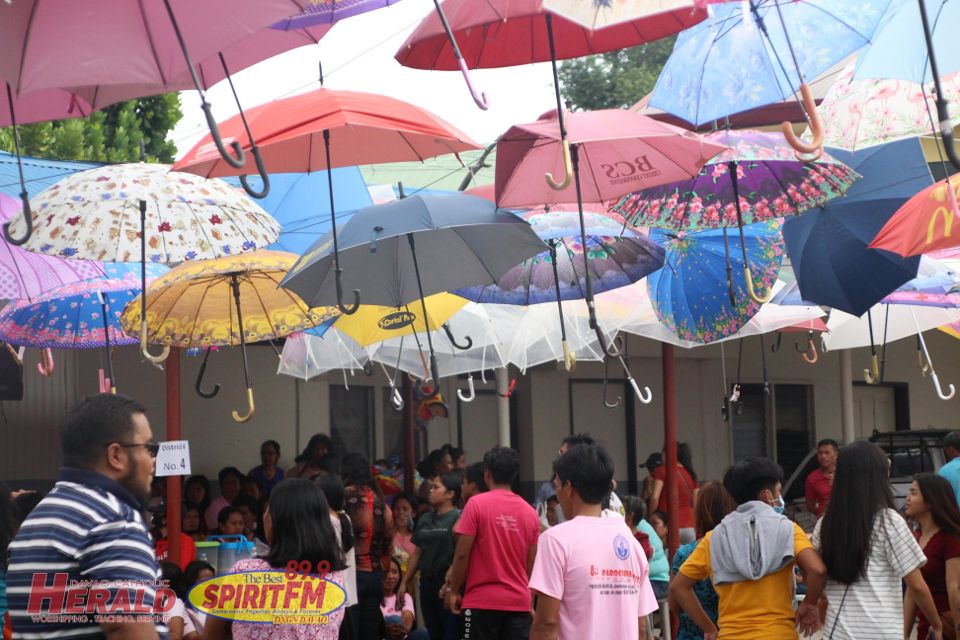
604, 332, 625, 358
771, 334, 782, 353
602, 376, 621, 409
232, 387, 255, 423
201, 102, 245, 170
457, 372, 476, 403
141, 321, 171, 364
457, 58, 489, 111
415, 354, 442, 401
335, 269, 360, 315
798, 334, 818, 365
781, 84, 824, 161
943, 125, 960, 172
390, 385, 405, 411
36, 348, 54, 377
864, 354, 880, 385
628, 377, 654, 405
237, 146, 271, 199
3, 194, 32, 246
195, 347, 221, 399
932, 372, 956, 400
545, 139, 573, 191
443, 324, 474, 351
562, 340, 576, 372
743, 267, 772, 304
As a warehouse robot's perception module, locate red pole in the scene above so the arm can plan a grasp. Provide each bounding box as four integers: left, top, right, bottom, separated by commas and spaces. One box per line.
165, 348, 182, 567
662, 343, 679, 558
403, 375, 415, 496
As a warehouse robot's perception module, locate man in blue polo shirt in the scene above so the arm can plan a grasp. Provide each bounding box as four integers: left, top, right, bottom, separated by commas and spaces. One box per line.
938, 431, 960, 505
7, 393, 167, 639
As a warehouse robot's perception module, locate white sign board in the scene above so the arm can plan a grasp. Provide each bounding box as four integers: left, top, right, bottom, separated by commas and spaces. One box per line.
155, 440, 191, 477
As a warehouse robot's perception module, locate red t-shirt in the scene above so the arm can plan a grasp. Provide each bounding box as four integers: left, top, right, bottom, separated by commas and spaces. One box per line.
805, 468, 833, 517
652, 465, 696, 529
918, 530, 960, 636
455, 489, 540, 611
155, 533, 196, 571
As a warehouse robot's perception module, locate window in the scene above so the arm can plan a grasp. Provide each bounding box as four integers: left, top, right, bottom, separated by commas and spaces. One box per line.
731, 383, 814, 481
330, 385, 374, 459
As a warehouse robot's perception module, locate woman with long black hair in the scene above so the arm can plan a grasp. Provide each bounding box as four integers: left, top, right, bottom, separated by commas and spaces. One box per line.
813, 441, 942, 640
905, 473, 960, 640
318, 474, 359, 640
204, 479, 347, 640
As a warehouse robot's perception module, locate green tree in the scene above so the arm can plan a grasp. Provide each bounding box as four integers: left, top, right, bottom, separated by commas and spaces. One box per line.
0, 93, 183, 163
558, 37, 675, 111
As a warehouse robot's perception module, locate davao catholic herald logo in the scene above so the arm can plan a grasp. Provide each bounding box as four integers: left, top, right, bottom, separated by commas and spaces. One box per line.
600, 155, 662, 187
378, 310, 416, 330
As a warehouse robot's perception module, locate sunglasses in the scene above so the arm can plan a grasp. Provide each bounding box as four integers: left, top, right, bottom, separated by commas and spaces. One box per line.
108, 441, 161, 457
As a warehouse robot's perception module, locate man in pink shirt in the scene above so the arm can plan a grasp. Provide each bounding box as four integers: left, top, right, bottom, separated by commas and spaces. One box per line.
445, 446, 540, 639
529, 443, 658, 640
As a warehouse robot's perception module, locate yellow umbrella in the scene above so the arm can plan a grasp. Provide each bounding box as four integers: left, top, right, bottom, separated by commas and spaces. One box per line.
334, 293, 469, 347
122, 250, 335, 422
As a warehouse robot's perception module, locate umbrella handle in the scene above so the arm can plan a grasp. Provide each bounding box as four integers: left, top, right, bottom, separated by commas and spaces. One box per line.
237, 146, 271, 199
771, 334, 782, 352
744, 267, 772, 303
195, 347, 221, 399
863, 354, 880, 385
36, 348, 54, 377
442, 324, 473, 351
943, 124, 960, 173
390, 385, 405, 411
781, 84, 823, 161
335, 269, 360, 315
545, 139, 573, 191
2, 193, 32, 246
628, 376, 653, 405
562, 340, 576, 372
201, 102, 245, 170
456, 372, 476, 403
932, 372, 956, 401
457, 59, 489, 111
232, 387, 256, 423
798, 333, 818, 364
140, 321, 171, 364
415, 355, 442, 401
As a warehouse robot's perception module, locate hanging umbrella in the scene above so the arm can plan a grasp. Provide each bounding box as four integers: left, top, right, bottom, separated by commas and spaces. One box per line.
322, 293, 469, 347
0, 0, 321, 237
174, 87, 480, 314
646, 221, 785, 344
541, 0, 701, 30
9, 162, 280, 365
281, 194, 545, 394
854, 0, 960, 171
121, 250, 335, 422
495, 108, 727, 350
783, 139, 931, 317
273, 0, 404, 28
278, 329, 374, 381
650, 0, 897, 156
869, 175, 960, 257
817, 61, 960, 151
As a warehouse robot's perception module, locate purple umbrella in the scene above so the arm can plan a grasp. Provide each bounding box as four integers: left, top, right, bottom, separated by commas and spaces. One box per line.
272, 0, 404, 29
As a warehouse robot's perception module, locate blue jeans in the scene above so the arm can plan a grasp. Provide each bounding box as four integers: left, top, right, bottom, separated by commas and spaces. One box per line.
419, 574, 460, 640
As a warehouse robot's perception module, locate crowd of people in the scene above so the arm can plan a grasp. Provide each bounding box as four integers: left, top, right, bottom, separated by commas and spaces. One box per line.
7, 394, 960, 639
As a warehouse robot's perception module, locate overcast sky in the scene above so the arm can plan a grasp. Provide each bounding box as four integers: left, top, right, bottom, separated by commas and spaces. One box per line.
170, 0, 560, 157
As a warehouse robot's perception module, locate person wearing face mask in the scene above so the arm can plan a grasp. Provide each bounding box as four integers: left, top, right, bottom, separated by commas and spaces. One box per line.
671, 457, 828, 640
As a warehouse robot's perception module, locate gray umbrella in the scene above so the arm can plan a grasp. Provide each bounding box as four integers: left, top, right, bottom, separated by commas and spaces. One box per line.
281, 193, 546, 393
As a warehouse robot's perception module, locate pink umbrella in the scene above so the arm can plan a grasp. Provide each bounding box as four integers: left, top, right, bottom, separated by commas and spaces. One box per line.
495, 108, 726, 358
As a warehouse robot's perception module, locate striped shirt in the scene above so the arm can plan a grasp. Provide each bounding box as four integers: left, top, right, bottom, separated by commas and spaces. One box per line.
6, 467, 168, 640
812, 508, 926, 640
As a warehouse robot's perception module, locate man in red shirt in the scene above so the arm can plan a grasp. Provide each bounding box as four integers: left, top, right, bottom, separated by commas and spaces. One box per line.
805, 438, 838, 517
445, 446, 540, 639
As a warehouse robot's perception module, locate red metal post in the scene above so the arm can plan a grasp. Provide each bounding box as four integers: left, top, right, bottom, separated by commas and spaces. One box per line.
662, 343, 679, 558
165, 348, 182, 567
403, 375, 415, 496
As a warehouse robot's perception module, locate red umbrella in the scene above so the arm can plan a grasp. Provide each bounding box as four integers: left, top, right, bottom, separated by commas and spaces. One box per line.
175, 87, 481, 313
869, 176, 960, 257
495, 108, 725, 362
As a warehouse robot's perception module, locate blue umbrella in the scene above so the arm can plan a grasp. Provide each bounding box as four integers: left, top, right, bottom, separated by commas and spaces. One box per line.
650, 0, 895, 127
782, 138, 931, 318
222, 169, 373, 254
647, 221, 785, 344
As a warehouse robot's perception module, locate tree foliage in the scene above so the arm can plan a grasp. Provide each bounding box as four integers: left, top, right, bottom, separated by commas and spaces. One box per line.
558, 37, 675, 111
0, 93, 183, 163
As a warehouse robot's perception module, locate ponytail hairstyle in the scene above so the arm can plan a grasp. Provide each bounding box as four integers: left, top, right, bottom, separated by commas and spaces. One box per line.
316, 474, 354, 553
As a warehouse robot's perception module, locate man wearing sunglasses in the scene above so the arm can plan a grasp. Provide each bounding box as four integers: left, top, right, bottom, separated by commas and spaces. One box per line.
7, 393, 165, 639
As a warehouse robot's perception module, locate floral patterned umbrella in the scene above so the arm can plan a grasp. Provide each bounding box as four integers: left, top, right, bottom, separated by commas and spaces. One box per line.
614, 130, 859, 231
646, 221, 785, 343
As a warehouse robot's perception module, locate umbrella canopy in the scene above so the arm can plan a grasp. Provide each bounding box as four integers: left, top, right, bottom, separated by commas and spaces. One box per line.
122, 250, 332, 348
282, 194, 546, 309
174, 87, 481, 179
541, 0, 700, 30
273, 0, 403, 29
869, 176, 960, 257
819, 62, 960, 150
9, 163, 280, 262
783, 139, 930, 317
0, 268, 167, 349
823, 304, 960, 350
396, 0, 705, 70
495, 109, 727, 208
278, 329, 373, 380
649, 0, 896, 127
646, 221, 785, 343
614, 130, 859, 231
324, 293, 469, 347
454, 207, 665, 304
